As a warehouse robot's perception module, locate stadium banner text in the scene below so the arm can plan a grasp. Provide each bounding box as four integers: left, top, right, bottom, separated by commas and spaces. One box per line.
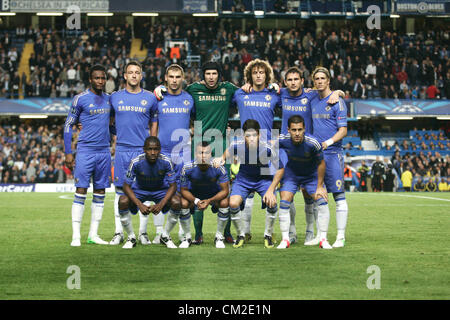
108, 0, 214, 12
354, 99, 450, 116
0, 183, 115, 192
395, 0, 450, 15
4, 0, 109, 12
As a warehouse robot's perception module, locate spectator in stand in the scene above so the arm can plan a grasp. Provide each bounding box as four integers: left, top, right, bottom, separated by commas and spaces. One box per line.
414, 178, 426, 192
438, 178, 448, 192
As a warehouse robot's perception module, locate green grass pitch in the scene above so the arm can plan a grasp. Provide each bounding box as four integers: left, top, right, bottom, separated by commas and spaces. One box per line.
0, 192, 449, 300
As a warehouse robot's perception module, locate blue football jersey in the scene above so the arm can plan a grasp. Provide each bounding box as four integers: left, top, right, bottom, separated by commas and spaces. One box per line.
232, 88, 280, 140
110, 88, 158, 151
311, 94, 347, 152
180, 160, 229, 194
151, 91, 195, 159
227, 140, 284, 180
280, 88, 316, 136
125, 153, 176, 191
64, 89, 111, 154
278, 133, 323, 177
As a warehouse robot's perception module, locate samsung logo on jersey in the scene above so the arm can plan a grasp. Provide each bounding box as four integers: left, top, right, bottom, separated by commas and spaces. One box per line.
312, 114, 331, 119
162, 107, 190, 114
244, 101, 271, 108
89, 108, 110, 115
283, 105, 307, 112
198, 95, 227, 102
118, 106, 147, 113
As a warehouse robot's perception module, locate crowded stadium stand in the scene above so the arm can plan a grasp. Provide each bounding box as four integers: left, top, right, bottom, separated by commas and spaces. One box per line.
0, 0, 448, 193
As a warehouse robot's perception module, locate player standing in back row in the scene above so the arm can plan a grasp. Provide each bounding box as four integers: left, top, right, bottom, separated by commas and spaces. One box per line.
109, 60, 159, 248
64, 64, 111, 247
232, 59, 281, 243
308, 67, 348, 248
151, 64, 195, 247
154, 61, 238, 245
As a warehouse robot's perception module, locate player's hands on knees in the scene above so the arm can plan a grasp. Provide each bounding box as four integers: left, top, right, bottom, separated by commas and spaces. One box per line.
150, 202, 164, 215
263, 191, 277, 208
314, 186, 328, 202
241, 83, 252, 93
65, 154, 74, 170
212, 157, 225, 168
197, 199, 210, 210
153, 85, 167, 101
138, 203, 151, 215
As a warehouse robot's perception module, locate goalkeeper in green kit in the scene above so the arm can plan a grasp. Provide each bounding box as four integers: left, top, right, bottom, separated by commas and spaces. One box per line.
154, 61, 238, 244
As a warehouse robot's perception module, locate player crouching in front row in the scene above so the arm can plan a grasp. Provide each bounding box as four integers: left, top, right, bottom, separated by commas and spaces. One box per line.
213, 119, 285, 249
118, 136, 190, 249
180, 141, 231, 248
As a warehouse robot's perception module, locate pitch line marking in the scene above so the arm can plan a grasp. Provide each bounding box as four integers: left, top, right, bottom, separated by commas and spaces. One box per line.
350, 193, 450, 203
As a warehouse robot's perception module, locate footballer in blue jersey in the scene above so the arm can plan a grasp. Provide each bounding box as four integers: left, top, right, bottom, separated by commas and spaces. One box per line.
109, 61, 159, 247
180, 142, 230, 248
64, 64, 111, 247
232, 59, 282, 142
279, 66, 344, 245
117, 136, 178, 248
277, 115, 333, 249
214, 119, 285, 248
231, 59, 282, 243
311, 67, 349, 248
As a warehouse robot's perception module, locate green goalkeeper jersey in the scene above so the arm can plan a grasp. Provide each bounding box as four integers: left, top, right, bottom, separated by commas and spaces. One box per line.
186, 81, 239, 139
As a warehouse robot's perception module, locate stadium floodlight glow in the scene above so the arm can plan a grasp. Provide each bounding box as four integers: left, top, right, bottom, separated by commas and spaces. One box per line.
87, 13, 114, 16
36, 12, 64, 16
0, 12, 16, 16
254, 10, 265, 16
390, 14, 400, 18
132, 13, 159, 16
437, 116, 450, 120
385, 116, 413, 120
19, 114, 49, 119
192, 13, 219, 17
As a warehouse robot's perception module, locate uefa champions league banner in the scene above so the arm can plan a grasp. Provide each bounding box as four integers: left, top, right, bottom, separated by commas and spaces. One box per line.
353, 99, 450, 116
0, 98, 72, 115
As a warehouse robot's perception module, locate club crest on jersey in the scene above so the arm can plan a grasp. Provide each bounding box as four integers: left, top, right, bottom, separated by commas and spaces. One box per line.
301, 98, 308, 105
141, 100, 148, 106
325, 106, 331, 111
220, 88, 226, 95
265, 95, 272, 101
183, 100, 190, 106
